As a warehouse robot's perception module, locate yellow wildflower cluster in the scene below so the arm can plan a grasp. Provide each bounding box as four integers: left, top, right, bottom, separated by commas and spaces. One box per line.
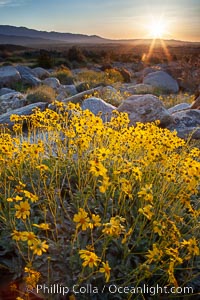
102, 216, 126, 237
24, 267, 41, 289
0, 101, 199, 291
79, 249, 111, 282
11, 230, 49, 256
73, 208, 128, 238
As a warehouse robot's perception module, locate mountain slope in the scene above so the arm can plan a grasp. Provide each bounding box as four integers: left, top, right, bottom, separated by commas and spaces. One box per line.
0, 25, 108, 43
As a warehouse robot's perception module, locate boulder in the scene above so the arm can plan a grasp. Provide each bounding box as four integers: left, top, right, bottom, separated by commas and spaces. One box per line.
142, 67, 161, 77
143, 71, 179, 94
128, 84, 156, 95
0, 88, 16, 96
32, 67, 50, 79
16, 65, 41, 87
117, 94, 173, 127
43, 77, 60, 89
0, 66, 21, 87
57, 85, 77, 99
81, 97, 116, 122
0, 102, 48, 129
0, 92, 27, 114
167, 109, 200, 139
16, 65, 35, 76
22, 74, 41, 87
168, 103, 191, 114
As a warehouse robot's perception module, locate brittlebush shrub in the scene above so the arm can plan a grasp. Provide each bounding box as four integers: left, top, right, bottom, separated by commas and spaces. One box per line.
76, 69, 124, 89
159, 93, 195, 109
26, 85, 56, 104
52, 66, 74, 85
0, 102, 199, 300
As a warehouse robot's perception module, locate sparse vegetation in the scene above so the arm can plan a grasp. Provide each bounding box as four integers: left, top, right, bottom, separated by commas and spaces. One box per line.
76, 69, 124, 89
52, 66, 74, 84
159, 93, 195, 108
26, 85, 56, 104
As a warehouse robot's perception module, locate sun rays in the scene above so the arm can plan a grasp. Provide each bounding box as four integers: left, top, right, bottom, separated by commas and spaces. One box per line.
142, 15, 172, 63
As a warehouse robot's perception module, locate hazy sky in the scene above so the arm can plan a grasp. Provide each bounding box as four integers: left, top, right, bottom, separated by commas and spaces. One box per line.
0, 0, 199, 41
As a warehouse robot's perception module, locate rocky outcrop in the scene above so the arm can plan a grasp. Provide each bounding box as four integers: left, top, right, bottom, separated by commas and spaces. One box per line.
32, 67, 50, 79
0, 92, 26, 114
43, 77, 60, 89
117, 94, 173, 127
142, 66, 161, 77
0, 66, 21, 87
81, 97, 116, 121
128, 84, 156, 95
0, 88, 16, 96
143, 71, 179, 94
56, 84, 77, 100
167, 109, 200, 139
21, 74, 41, 87
16, 66, 41, 87
168, 103, 191, 114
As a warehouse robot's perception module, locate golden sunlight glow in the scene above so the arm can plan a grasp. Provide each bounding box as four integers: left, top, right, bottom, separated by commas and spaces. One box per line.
142, 16, 172, 63
149, 19, 167, 39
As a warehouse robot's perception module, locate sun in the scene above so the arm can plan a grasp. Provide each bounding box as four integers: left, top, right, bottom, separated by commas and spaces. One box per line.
149, 19, 167, 39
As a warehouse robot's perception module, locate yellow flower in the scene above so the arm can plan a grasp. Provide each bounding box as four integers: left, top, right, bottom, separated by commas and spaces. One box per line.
96, 148, 110, 161
30, 239, 49, 256
79, 249, 100, 268
153, 220, 166, 236
165, 247, 183, 264
146, 244, 163, 263
11, 230, 24, 241
138, 205, 154, 220
168, 260, 178, 287
73, 208, 90, 231
15, 181, 26, 193
24, 267, 40, 288
102, 216, 125, 237
181, 238, 199, 259
53, 100, 64, 108
99, 261, 111, 282
7, 197, 13, 202
138, 184, 153, 203
36, 164, 49, 172
120, 178, 133, 198
132, 166, 142, 181
99, 176, 110, 193
23, 190, 38, 203
15, 201, 30, 220
22, 231, 37, 245
33, 223, 50, 230
10, 114, 20, 122
89, 160, 107, 177
122, 228, 133, 244
15, 195, 23, 201
89, 214, 101, 229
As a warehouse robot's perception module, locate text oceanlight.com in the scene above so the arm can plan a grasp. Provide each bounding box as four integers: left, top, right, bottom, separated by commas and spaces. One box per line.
35, 284, 193, 296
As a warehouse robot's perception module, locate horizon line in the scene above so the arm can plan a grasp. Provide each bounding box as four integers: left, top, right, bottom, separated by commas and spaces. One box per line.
0, 24, 200, 43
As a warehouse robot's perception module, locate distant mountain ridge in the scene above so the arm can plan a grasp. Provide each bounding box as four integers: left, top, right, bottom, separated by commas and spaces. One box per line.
0, 25, 108, 44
